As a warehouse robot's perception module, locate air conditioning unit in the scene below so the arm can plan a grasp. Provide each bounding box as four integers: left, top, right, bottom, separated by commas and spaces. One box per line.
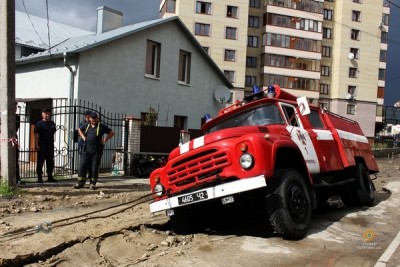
346, 93, 356, 101
378, 22, 384, 30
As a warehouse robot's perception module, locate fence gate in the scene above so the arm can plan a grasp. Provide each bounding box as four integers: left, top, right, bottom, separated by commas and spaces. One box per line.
16, 99, 126, 180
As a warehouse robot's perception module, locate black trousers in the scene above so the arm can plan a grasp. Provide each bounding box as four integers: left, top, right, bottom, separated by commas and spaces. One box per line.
16, 146, 20, 180
78, 149, 103, 184
36, 148, 54, 177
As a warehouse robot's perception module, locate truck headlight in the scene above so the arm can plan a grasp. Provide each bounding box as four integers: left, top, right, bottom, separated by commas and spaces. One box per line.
240, 153, 254, 170
153, 183, 165, 197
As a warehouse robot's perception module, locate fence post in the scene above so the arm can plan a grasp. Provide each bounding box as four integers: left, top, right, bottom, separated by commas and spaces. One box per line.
122, 116, 141, 175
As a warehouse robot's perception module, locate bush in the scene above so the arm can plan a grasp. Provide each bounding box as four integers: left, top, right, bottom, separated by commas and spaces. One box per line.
0, 183, 23, 198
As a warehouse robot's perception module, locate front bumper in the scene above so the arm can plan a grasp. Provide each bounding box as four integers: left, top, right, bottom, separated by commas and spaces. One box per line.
150, 175, 267, 213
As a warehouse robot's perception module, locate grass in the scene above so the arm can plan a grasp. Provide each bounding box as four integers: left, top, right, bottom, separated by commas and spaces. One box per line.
0, 182, 24, 198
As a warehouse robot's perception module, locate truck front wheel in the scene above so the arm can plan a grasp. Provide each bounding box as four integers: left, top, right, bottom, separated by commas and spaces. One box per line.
354, 163, 375, 206
267, 169, 312, 240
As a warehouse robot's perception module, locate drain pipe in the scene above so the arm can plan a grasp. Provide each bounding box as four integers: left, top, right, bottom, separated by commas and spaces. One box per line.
64, 52, 76, 174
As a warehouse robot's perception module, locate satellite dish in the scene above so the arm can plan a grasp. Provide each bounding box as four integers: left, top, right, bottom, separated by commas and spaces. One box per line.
347, 52, 354, 59
214, 86, 230, 103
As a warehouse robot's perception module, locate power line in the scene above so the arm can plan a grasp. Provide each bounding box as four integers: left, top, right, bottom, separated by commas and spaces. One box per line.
21, 0, 48, 47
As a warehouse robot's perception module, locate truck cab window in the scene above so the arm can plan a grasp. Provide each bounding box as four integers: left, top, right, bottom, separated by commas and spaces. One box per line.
309, 110, 324, 129
281, 104, 299, 127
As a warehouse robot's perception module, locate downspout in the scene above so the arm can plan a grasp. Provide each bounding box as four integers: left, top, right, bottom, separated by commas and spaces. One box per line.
64, 52, 76, 174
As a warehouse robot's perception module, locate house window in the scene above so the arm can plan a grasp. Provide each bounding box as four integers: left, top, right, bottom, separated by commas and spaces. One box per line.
248, 16, 259, 27
247, 36, 258, 47
322, 46, 331, 57
178, 50, 191, 84
351, 29, 360, 40
349, 67, 358, 78
245, 76, 257, 87
321, 66, 330, 76
249, 0, 260, 8
246, 56, 257, 68
380, 50, 387, 62
196, 1, 211, 14
320, 84, 330, 94
166, 0, 176, 13
348, 85, 357, 95
174, 115, 187, 130
224, 70, 235, 83
324, 9, 333, 20
347, 104, 356, 115
145, 40, 161, 78
195, 23, 211, 36
227, 5, 238, 18
226, 27, 237, 39
323, 28, 332, 39
352, 11, 361, 22
350, 48, 359, 59
379, 68, 386, 80
224, 49, 236, 61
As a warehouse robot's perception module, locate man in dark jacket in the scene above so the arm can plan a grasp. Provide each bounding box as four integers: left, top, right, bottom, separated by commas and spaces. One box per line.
78, 110, 93, 183
75, 112, 114, 189
34, 108, 57, 183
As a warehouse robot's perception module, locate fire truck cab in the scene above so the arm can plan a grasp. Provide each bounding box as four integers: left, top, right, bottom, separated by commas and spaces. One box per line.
149, 85, 379, 240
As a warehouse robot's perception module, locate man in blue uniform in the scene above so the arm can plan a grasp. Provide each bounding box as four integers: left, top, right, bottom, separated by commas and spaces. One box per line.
74, 112, 114, 189
34, 108, 57, 183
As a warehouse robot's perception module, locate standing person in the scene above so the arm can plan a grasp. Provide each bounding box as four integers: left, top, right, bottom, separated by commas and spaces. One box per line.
15, 102, 23, 184
75, 112, 114, 189
34, 108, 57, 183
78, 110, 93, 183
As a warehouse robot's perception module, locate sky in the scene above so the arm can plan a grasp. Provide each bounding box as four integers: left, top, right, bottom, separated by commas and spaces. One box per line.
14, 0, 400, 107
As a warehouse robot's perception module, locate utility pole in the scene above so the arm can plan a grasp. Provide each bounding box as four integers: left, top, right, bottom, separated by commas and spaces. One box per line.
0, 0, 16, 186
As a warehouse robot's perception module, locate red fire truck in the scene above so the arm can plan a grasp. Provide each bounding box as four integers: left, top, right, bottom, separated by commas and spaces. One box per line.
149, 85, 379, 240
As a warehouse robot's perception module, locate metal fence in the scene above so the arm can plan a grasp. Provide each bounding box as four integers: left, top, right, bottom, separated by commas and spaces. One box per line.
16, 99, 126, 180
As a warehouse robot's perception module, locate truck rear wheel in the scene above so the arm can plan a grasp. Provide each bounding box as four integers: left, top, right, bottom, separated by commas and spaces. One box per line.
267, 169, 312, 240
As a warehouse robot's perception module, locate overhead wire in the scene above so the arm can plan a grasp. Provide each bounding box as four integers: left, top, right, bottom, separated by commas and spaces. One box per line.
21, 0, 48, 48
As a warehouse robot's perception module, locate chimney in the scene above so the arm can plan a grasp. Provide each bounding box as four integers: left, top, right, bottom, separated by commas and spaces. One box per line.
96, 6, 123, 34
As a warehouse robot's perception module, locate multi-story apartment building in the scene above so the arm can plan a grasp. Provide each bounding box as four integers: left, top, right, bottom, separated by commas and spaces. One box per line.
160, 0, 390, 138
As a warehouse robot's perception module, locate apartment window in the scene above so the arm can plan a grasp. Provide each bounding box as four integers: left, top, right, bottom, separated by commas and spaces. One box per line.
145, 40, 161, 78
347, 104, 356, 115
246, 56, 257, 68
376, 105, 383, 117
245, 76, 257, 87
174, 115, 186, 130
323, 28, 332, 39
353, 0, 362, 3
324, 9, 333, 20
351, 29, 360, 40
320, 84, 330, 94
195, 23, 210, 36
352, 11, 361, 22
348, 85, 357, 95
377, 87, 384, 98
226, 27, 237, 40
322, 46, 331, 57
350, 48, 359, 59
224, 49, 236, 61
178, 50, 191, 84
382, 14, 389, 26
380, 50, 387, 62
349, 67, 358, 78
247, 36, 258, 47
321, 66, 330, 76
166, 0, 176, 13
249, 16, 260, 27
319, 102, 328, 110
249, 0, 260, 8
224, 70, 235, 83
196, 1, 211, 14
379, 68, 386, 80
227, 5, 238, 18
381, 32, 388, 44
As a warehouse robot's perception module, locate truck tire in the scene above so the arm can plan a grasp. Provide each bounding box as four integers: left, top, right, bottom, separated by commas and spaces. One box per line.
354, 163, 375, 206
267, 169, 312, 240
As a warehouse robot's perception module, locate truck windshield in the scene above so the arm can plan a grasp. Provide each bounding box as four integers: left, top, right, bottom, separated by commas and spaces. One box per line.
206, 104, 284, 133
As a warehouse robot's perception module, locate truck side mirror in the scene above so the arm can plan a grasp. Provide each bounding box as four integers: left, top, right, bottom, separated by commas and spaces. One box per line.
296, 96, 311, 116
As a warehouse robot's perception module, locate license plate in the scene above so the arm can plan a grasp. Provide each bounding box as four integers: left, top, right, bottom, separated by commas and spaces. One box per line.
178, 190, 208, 205
221, 195, 234, 205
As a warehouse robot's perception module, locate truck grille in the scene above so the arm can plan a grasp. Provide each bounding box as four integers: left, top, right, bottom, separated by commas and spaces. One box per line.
167, 149, 230, 187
